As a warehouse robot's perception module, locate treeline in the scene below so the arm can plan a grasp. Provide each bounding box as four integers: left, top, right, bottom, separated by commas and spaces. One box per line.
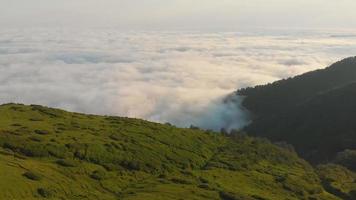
237, 57, 356, 164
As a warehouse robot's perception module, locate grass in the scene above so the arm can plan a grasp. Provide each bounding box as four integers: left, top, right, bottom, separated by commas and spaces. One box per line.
317, 164, 356, 199
0, 103, 342, 199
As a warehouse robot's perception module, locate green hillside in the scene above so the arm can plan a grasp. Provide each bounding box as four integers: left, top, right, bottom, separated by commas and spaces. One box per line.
238, 57, 356, 117
317, 164, 356, 200
237, 57, 356, 163
0, 103, 339, 200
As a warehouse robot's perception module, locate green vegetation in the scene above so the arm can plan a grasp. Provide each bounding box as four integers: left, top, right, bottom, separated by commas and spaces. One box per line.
23, 171, 42, 181
237, 57, 356, 163
334, 150, 356, 171
317, 164, 356, 200
0, 103, 341, 199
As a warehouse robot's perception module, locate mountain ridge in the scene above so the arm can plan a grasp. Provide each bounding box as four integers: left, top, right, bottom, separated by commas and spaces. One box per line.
238, 56, 356, 118
237, 56, 356, 163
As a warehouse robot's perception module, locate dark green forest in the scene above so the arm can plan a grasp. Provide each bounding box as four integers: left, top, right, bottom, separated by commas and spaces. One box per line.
238, 56, 356, 165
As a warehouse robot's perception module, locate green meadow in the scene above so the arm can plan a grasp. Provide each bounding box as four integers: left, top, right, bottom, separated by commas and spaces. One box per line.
0, 103, 348, 199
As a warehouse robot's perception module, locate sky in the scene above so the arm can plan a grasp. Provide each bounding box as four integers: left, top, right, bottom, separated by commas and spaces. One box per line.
1, 0, 356, 30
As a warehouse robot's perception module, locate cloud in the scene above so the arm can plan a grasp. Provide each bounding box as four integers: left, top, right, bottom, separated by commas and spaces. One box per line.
1, 28, 356, 131
278, 58, 307, 66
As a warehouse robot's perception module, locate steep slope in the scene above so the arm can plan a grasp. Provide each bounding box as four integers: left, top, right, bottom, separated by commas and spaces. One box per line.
244, 82, 356, 162
0, 104, 339, 199
238, 56, 356, 117
237, 57, 356, 163
317, 164, 356, 200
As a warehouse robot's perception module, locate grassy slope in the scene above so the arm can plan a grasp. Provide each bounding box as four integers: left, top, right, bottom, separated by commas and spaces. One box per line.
0, 104, 339, 200
317, 164, 356, 200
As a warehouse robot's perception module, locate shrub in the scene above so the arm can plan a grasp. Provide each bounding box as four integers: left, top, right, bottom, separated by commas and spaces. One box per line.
29, 118, 43, 122
274, 141, 296, 153
198, 183, 210, 190
14, 153, 27, 159
23, 171, 42, 181
20, 144, 50, 157
170, 177, 192, 185
34, 130, 50, 135
103, 163, 120, 171
28, 136, 44, 142
37, 188, 53, 198
199, 177, 209, 184
120, 160, 141, 171
158, 174, 167, 179
220, 128, 228, 135
275, 175, 287, 183
90, 169, 107, 180
56, 159, 78, 167
47, 146, 68, 159
335, 149, 356, 171
3, 142, 18, 152
109, 134, 121, 141
189, 125, 200, 130
3, 141, 49, 157
219, 191, 255, 200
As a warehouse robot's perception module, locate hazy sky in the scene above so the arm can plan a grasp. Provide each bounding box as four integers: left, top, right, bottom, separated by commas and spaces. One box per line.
1, 0, 356, 30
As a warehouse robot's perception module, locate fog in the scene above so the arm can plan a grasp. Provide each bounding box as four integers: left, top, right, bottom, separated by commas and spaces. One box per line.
1, 28, 356, 130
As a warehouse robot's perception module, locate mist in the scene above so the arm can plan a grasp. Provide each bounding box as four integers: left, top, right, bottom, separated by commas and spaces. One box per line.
1, 28, 356, 131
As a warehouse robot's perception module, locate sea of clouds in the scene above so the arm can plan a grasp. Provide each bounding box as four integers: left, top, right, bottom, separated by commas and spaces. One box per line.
1, 28, 356, 131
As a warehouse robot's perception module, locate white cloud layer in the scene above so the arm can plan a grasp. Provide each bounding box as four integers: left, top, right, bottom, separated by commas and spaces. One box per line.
1, 28, 356, 130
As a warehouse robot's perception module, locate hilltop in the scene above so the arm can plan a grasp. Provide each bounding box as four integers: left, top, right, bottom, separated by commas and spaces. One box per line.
237, 57, 356, 163
0, 103, 341, 199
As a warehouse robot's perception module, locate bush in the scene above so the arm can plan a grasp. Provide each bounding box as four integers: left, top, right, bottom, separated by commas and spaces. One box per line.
189, 125, 200, 130
274, 141, 296, 153
103, 163, 119, 171
109, 134, 121, 141
335, 149, 356, 171
220, 128, 228, 135
34, 130, 50, 135
14, 153, 27, 159
29, 118, 43, 122
37, 188, 53, 198
120, 160, 141, 171
23, 171, 42, 181
170, 177, 192, 185
275, 175, 287, 183
3, 142, 18, 152
56, 159, 78, 167
28, 136, 44, 142
20, 144, 50, 157
219, 191, 255, 200
3, 141, 49, 157
48, 146, 68, 159
158, 174, 167, 179
199, 177, 209, 183
198, 183, 210, 190
90, 169, 107, 180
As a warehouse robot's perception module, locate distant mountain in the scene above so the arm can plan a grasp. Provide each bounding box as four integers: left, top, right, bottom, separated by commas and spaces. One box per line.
237, 57, 356, 163
0, 104, 341, 200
